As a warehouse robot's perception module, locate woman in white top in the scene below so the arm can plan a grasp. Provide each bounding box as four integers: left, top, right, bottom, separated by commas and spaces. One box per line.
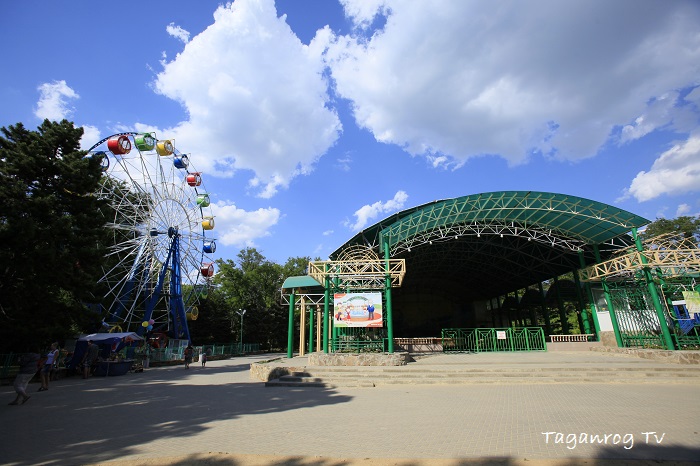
39, 342, 59, 392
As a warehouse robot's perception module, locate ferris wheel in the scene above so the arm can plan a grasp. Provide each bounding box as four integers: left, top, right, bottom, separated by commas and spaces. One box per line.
88, 133, 216, 342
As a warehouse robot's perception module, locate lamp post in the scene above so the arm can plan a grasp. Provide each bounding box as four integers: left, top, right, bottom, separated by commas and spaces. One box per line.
237, 309, 247, 353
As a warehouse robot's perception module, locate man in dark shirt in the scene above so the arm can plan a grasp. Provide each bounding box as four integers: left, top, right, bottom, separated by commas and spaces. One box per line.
81, 340, 99, 379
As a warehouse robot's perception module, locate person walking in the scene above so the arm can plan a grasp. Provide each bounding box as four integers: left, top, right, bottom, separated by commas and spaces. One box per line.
9, 351, 40, 405
183, 344, 193, 369
39, 342, 59, 391
201, 350, 207, 367
81, 340, 99, 379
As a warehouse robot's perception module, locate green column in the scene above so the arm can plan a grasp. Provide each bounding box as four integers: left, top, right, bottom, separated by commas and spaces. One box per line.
573, 269, 591, 334
507, 293, 514, 327
526, 288, 537, 327
593, 245, 623, 347
553, 276, 569, 334
287, 289, 296, 358
632, 228, 675, 350
323, 267, 330, 353
496, 295, 504, 327
538, 282, 552, 336
578, 251, 600, 339
384, 240, 394, 353
308, 305, 315, 353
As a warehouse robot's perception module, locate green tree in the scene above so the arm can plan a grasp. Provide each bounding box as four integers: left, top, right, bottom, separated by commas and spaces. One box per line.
188, 289, 232, 344
0, 120, 107, 352
640, 216, 700, 243
188, 248, 311, 350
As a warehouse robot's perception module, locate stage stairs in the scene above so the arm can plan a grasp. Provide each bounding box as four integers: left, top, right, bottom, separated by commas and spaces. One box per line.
263, 352, 700, 388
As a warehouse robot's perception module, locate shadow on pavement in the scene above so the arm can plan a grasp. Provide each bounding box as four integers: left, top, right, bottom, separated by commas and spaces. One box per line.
86, 446, 700, 466
0, 358, 352, 465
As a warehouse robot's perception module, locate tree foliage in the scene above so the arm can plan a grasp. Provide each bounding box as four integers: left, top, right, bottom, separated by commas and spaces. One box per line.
640, 216, 700, 243
0, 120, 107, 352
188, 247, 310, 350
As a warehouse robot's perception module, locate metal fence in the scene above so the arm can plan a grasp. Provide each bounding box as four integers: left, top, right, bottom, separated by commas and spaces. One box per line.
441, 327, 547, 352
145, 343, 261, 362
673, 327, 700, 350
608, 285, 666, 349
332, 338, 387, 353
1, 342, 261, 380
332, 327, 387, 353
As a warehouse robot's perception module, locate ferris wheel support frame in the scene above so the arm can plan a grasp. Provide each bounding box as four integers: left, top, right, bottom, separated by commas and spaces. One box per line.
135, 227, 191, 342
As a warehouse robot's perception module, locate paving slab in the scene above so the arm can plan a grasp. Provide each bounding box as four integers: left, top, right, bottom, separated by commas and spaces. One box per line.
1, 352, 698, 465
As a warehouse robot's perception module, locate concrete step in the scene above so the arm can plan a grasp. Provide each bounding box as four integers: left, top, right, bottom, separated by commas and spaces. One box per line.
287, 366, 698, 374
265, 366, 700, 387
266, 376, 700, 387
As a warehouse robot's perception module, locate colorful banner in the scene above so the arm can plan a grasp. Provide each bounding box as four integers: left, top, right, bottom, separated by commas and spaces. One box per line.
682, 291, 700, 314
333, 292, 383, 328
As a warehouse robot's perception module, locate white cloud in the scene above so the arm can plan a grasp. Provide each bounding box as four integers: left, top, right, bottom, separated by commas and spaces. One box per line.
676, 204, 691, 217
428, 155, 449, 169
685, 87, 700, 107
322, 230, 334, 236
335, 155, 352, 171
313, 243, 326, 256
338, 0, 389, 29
619, 92, 677, 143
325, 0, 700, 166
166, 23, 190, 43
80, 125, 101, 150
628, 133, 700, 202
152, 0, 341, 198
347, 190, 408, 231
35, 80, 79, 121
211, 200, 280, 247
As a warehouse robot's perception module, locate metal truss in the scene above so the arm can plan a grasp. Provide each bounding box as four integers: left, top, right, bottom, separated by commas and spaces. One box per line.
328, 191, 650, 300
280, 293, 326, 306
580, 234, 700, 282
379, 192, 648, 251
387, 221, 587, 256
308, 259, 406, 290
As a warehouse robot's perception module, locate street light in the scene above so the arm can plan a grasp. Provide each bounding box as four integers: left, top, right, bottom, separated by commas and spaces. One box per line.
237, 309, 247, 353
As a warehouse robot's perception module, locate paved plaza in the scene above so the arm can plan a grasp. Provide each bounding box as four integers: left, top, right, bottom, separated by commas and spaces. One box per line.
1, 352, 699, 465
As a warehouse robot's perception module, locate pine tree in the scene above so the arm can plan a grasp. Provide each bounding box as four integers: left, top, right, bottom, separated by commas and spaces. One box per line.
0, 120, 107, 352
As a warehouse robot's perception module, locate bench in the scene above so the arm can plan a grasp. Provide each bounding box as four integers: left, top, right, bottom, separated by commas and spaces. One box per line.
550, 334, 594, 342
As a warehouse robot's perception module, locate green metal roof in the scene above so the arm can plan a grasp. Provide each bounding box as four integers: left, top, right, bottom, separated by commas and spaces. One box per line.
330, 191, 650, 300
281, 275, 322, 290
334, 191, 649, 256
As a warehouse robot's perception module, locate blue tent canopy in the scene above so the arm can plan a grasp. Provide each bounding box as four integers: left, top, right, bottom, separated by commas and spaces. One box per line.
77, 332, 144, 346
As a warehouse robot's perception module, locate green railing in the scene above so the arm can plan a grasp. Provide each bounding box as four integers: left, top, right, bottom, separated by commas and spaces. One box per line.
2, 342, 262, 379
332, 327, 387, 353
332, 338, 387, 353
621, 333, 664, 349
672, 327, 700, 350
145, 343, 261, 362
442, 327, 546, 352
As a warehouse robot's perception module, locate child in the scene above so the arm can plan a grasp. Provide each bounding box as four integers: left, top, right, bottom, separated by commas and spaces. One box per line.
201, 351, 207, 367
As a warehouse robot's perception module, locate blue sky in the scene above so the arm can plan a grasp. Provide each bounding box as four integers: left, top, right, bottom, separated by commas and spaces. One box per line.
2, 0, 699, 266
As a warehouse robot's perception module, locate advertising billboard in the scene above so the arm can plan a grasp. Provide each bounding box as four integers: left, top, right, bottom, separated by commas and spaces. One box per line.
333, 292, 383, 328
682, 291, 700, 314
